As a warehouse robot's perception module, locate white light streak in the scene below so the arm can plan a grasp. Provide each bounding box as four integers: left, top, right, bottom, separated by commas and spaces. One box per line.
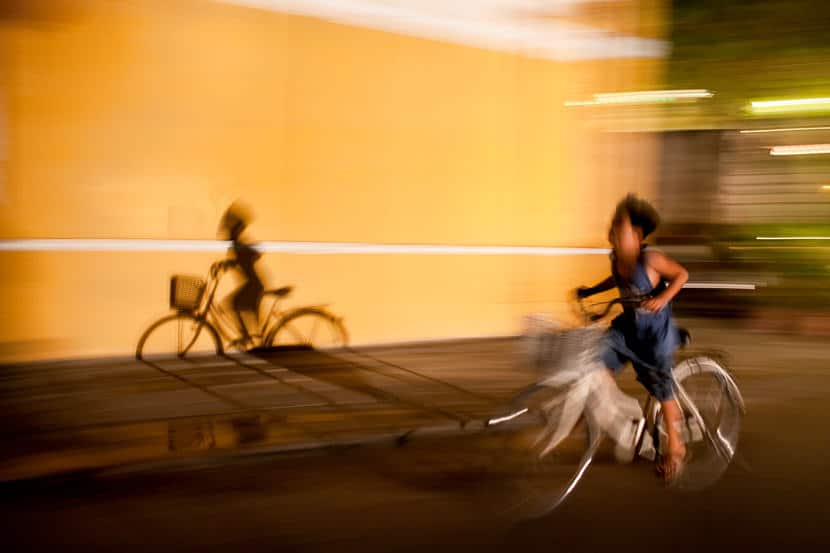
487, 408, 529, 426
739, 126, 830, 134
756, 236, 830, 241
769, 144, 830, 156
683, 282, 756, 291
0, 239, 611, 256
565, 89, 712, 107
220, 0, 667, 61
750, 97, 830, 114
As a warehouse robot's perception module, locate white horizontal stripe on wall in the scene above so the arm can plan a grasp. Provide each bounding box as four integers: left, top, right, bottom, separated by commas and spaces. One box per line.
0, 239, 759, 291
0, 238, 610, 255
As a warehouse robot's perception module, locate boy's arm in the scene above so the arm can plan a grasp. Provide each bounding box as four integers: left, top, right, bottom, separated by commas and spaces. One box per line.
577, 275, 616, 298
642, 251, 689, 313
219, 248, 239, 270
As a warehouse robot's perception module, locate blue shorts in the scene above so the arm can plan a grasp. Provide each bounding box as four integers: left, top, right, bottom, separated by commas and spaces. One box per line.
600, 325, 677, 402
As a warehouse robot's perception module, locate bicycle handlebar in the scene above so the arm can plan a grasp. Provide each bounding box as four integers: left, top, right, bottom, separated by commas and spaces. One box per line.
576, 294, 653, 322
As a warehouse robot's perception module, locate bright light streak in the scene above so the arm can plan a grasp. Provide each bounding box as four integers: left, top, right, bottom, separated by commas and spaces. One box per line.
740, 126, 830, 134
717, 428, 735, 457
769, 144, 830, 156
756, 236, 830, 241
750, 97, 830, 114
731, 246, 830, 251
0, 239, 611, 256
565, 89, 712, 107
222, 1, 668, 62
593, 89, 713, 102
683, 282, 756, 290
487, 408, 528, 426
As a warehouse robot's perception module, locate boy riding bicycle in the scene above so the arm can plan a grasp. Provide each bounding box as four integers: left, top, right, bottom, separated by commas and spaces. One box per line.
577, 194, 689, 482
217, 202, 267, 348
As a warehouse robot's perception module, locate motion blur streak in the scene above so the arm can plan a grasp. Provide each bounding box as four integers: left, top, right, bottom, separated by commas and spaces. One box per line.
739, 126, 830, 134
755, 236, 830, 240
0, 239, 611, 256
769, 144, 830, 156
565, 89, 712, 106
220, 0, 668, 61
751, 97, 830, 113
4, 1, 830, 551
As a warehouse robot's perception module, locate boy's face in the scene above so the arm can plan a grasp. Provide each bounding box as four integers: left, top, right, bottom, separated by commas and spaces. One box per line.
610, 214, 641, 263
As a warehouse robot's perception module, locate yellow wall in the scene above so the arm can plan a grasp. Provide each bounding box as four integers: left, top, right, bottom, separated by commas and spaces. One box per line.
0, 0, 664, 361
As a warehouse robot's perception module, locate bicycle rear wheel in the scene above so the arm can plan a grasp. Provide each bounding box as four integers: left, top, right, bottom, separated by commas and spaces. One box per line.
485, 384, 601, 518
663, 356, 743, 490
264, 308, 348, 350
136, 313, 223, 360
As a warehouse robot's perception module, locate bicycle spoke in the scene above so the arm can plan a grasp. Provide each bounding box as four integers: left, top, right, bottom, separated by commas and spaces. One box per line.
705, 380, 724, 423
663, 357, 744, 492
137, 314, 221, 360
309, 316, 320, 342
267, 311, 345, 349
285, 322, 307, 344
677, 381, 732, 464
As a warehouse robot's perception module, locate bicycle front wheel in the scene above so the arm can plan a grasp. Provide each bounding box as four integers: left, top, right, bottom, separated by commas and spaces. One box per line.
664, 356, 743, 491
136, 313, 223, 360
264, 308, 348, 350
485, 384, 601, 518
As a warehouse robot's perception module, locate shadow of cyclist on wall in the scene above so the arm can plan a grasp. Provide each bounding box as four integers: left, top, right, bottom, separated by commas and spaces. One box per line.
218, 202, 269, 349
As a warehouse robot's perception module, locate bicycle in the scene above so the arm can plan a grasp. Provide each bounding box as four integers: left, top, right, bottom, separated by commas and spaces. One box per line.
136, 261, 348, 360
484, 294, 745, 518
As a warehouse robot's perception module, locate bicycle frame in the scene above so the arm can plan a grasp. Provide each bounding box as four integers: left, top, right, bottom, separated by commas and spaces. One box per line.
193, 264, 289, 346
523, 299, 744, 465
486, 297, 745, 515
138, 260, 346, 360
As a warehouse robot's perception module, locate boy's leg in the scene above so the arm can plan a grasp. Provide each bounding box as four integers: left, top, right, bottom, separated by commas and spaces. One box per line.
586, 369, 645, 462
226, 289, 252, 344
235, 310, 255, 341
600, 327, 628, 375
231, 284, 263, 344
659, 397, 686, 480
639, 338, 686, 481
597, 328, 646, 461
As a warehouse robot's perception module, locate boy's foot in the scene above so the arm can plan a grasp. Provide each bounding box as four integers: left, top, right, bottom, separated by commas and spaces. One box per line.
657, 442, 687, 483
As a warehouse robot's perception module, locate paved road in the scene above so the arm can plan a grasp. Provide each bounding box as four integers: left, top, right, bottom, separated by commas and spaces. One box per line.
2, 320, 829, 552
0, 339, 526, 481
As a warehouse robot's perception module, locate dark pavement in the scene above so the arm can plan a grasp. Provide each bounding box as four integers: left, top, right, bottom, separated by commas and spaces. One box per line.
2, 320, 829, 552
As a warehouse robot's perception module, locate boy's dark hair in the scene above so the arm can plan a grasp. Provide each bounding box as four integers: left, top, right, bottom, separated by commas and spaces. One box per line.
612, 194, 660, 239
219, 201, 253, 240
